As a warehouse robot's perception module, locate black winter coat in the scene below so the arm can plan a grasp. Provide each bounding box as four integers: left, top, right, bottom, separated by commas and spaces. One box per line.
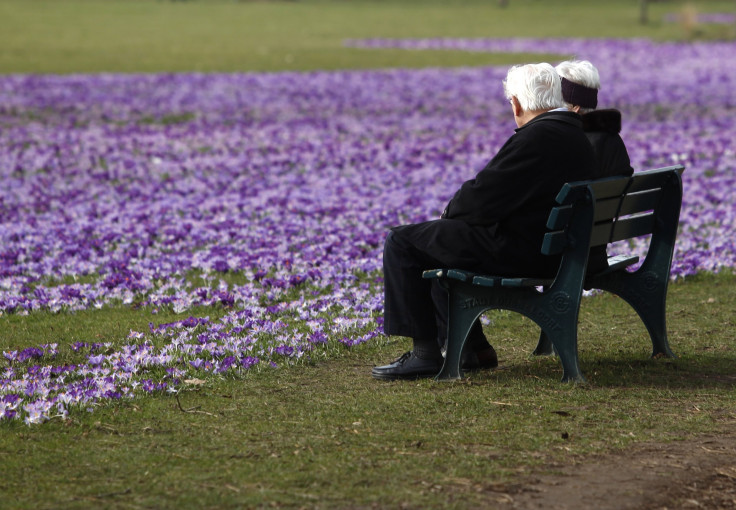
391, 110, 598, 278
583, 109, 634, 273
582, 109, 634, 178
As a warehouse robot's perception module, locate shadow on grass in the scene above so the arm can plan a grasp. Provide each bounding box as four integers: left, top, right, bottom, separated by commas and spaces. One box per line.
481, 351, 736, 390
586, 355, 736, 389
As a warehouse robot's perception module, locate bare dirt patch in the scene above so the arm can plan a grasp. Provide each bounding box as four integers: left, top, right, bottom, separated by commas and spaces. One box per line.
490, 433, 736, 509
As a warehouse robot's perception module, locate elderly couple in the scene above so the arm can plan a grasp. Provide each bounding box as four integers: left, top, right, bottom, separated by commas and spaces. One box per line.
373, 60, 634, 380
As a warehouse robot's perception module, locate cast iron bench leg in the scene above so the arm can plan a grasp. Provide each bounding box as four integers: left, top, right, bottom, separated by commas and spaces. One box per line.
549, 328, 586, 384
533, 331, 555, 356
435, 281, 482, 381
593, 271, 676, 359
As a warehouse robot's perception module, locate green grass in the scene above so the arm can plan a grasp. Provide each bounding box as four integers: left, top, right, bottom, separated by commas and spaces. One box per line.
1, 303, 232, 346
1, 0, 735, 73
2, 273, 735, 508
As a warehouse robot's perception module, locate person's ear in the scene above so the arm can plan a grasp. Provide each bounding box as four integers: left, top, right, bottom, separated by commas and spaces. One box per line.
510, 96, 523, 117
572, 105, 581, 113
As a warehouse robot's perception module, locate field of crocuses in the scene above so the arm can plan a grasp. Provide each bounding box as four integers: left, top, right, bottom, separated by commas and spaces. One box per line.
2, 38, 735, 424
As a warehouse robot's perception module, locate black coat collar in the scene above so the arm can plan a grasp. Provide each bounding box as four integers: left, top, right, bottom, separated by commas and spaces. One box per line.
515, 110, 582, 132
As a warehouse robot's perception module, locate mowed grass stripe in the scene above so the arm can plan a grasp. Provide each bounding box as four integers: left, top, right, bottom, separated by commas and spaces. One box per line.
1, 0, 735, 73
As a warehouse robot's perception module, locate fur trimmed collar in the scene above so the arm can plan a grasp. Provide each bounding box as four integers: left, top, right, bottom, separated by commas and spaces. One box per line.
582, 109, 622, 134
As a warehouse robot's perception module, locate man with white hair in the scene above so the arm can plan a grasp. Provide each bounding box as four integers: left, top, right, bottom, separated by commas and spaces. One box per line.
372, 63, 598, 380
555, 60, 633, 178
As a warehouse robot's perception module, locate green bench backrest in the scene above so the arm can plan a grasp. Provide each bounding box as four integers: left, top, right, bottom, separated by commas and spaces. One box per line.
542, 165, 685, 256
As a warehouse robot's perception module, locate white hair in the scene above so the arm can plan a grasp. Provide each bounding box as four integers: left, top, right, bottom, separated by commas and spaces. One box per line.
555, 60, 601, 113
503, 63, 565, 112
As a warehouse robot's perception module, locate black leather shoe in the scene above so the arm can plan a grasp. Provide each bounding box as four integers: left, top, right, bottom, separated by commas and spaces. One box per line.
461, 345, 499, 371
371, 351, 443, 381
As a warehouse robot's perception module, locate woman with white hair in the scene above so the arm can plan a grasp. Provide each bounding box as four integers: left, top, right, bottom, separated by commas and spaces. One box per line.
555, 60, 634, 178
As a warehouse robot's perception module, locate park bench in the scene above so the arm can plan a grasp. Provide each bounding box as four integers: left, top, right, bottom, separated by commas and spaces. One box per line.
423, 164, 685, 383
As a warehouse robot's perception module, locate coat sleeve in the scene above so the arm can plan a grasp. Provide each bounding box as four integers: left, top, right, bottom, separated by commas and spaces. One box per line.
443, 133, 548, 225
599, 134, 634, 177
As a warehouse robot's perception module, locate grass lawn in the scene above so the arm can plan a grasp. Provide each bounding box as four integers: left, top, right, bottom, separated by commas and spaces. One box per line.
2, 273, 735, 508
1, 0, 736, 507
1, 0, 735, 73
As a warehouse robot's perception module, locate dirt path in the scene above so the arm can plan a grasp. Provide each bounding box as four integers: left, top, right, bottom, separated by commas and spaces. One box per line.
490, 433, 736, 509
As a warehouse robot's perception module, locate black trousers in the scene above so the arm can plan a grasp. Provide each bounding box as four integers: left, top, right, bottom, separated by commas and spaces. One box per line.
382, 230, 488, 357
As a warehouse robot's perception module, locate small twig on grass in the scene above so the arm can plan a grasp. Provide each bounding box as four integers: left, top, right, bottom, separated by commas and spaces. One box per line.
175, 395, 218, 418
95, 488, 133, 499
94, 421, 122, 435
716, 466, 736, 479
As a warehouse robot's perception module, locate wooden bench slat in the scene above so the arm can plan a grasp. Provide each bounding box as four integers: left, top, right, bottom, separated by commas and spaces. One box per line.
446, 269, 476, 282
472, 275, 501, 287
625, 166, 683, 193
549, 188, 662, 233
593, 188, 661, 222
595, 254, 639, 275
556, 175, 629, 205
546, 205, 573, 230
617, 189, 662, 216
422, 269, 478, 282
585, 176, 632, 200
546, 210, 660, 254
541, 229, 568, 255
590, 213, 655, 246
501, 277, 553, 288
555, 165, 683, 206
422, 269, 445, 279
425, 254, 639, 289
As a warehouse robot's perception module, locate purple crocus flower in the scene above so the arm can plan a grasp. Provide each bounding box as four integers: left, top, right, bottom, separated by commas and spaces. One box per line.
2, 37, 736, 423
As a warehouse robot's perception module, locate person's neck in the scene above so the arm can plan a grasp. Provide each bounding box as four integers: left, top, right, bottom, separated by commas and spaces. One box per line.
516, 108, 552, 128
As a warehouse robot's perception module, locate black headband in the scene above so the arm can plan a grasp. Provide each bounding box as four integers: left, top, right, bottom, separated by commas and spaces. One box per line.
560, 77, 598, 109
